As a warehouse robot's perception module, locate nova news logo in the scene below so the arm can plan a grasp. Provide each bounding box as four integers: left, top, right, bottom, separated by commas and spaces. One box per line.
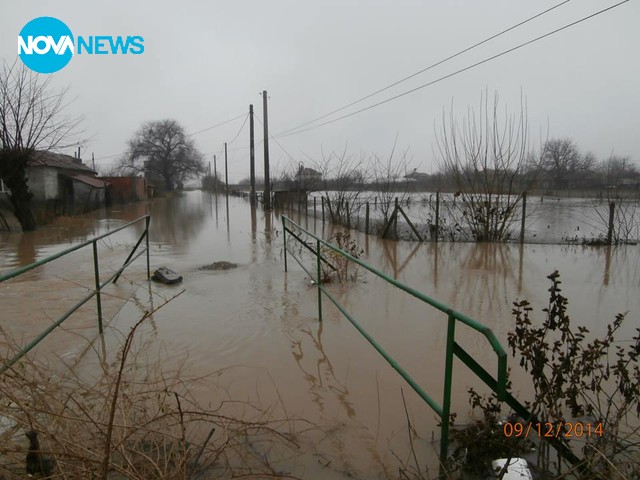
18, 16, 144, 74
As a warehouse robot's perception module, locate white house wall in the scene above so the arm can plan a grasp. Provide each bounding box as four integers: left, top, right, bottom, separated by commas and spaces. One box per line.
26, 167, 59, 200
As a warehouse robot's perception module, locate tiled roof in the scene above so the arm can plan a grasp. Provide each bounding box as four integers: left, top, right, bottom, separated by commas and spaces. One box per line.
29, 151, 95, 173
68, 174, 108, 188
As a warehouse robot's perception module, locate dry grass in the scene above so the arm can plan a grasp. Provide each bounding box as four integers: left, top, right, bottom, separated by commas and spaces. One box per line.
0, 296, 307, 479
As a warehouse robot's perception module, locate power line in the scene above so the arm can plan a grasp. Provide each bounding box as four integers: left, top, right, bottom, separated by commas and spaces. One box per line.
254, 114, 297, 163
187, 112, 246, 137
226, 113, 249, 145
278, 0, 629, 139
276, 0, 572, 137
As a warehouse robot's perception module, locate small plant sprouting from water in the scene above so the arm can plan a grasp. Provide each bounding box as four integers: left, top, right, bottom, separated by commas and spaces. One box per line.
321, 230, 365, 284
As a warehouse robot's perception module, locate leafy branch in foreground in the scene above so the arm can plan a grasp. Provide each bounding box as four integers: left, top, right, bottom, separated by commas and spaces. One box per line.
450, 271, 640, 479
509, 270, 640, 478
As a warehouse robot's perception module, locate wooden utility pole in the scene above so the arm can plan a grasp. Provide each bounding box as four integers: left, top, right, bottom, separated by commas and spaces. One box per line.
224, 142, 229, 195
249, 104, 256, 204
213, 155, 218, 195
262, 90, 271, 210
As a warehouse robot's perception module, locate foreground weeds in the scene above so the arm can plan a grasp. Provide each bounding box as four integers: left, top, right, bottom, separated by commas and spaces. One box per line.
0, 296, 306, 479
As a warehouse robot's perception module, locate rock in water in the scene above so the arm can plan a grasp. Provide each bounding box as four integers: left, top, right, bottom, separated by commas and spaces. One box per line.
200, 261, 238, 271
152, 266, 183, 285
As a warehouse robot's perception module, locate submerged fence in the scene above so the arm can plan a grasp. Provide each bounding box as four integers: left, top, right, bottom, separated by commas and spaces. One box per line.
0, 215, 151, 374
277, 191, 639, 245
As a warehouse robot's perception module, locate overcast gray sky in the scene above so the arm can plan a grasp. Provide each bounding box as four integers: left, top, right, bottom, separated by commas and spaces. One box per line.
2, 0, 638, 182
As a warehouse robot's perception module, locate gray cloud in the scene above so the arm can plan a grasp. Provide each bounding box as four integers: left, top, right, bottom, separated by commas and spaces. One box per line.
2, 0, 638, 182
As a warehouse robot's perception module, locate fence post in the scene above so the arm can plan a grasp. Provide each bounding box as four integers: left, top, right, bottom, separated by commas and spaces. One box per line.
607, 201, 615, 245
435, 192, 440, 242
394, 197, 399, 239
440, 315, 456, 471
92, 240, 103, 334
282, 216, 288, 272
145, 216, 150, 279
365, 201, 370, 234
316, 238, 323, 321
520, 191, 527, 244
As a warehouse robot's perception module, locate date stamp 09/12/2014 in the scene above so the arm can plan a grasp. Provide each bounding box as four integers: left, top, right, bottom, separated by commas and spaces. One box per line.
502, 421, 604, 439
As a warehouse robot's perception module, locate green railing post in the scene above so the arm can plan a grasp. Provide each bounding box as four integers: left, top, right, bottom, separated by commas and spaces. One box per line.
0, 215, 151, 374
316, 238, 322, 321
440, 314, 456, 471
92, 240, 103, 334
113, 218, 151, 284
145, 215, 151, 279
282, 216, 288, 272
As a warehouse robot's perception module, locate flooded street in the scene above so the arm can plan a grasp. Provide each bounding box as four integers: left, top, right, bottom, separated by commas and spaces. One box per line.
1, 190, 639, 478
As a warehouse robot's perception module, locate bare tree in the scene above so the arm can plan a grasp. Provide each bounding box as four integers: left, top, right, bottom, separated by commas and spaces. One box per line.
312, 145, 368, 226
435, 90, 542, 241
370, 135, 413, 226
122, 119, 204, 192
599, 154, 637, 187
541, 138, 594, 189
0, 61, 81, 231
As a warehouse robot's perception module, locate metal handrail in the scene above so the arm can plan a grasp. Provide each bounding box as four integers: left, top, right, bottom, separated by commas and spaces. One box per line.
281, 215, 508, 468
0, 215, 151, 374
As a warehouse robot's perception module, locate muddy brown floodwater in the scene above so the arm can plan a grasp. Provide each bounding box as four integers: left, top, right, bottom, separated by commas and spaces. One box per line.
1, 190, 639, 478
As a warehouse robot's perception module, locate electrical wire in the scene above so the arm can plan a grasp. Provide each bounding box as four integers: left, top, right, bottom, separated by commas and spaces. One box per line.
187, 113, 246, 137
226, 113, 249, 145
254, 114, 297, 163
276, 0, 573, 137
278, 0, 629, 139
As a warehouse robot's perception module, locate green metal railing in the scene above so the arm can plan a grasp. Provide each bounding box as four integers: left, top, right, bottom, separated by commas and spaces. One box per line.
0, 215, 151, 374
281, 215, 509, 467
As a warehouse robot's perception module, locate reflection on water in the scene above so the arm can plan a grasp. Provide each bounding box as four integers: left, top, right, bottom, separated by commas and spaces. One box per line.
1, 190, 639, 476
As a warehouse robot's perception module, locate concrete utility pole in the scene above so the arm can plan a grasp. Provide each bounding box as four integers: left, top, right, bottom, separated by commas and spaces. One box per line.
224, 142, 229, 196
262, 90, 271, 210
249, 104, 256, 205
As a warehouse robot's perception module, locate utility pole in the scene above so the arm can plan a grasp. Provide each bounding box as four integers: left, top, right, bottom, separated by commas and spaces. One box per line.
214, 154, 218, 195
92, 152, 95, 171
224, 142, 229, 196
249, 104, 256, 205
262, 90, 271, 209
